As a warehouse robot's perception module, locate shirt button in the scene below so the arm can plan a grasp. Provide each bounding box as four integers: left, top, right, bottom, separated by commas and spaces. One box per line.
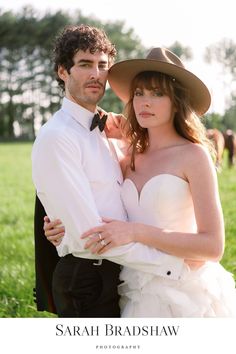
167, 270, 171, 276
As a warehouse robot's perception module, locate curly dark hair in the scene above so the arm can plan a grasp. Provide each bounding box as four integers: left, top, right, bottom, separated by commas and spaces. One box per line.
53, 24, 117, 91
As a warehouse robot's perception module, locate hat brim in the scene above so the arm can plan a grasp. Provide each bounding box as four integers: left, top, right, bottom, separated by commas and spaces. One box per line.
108, 59, 211, 116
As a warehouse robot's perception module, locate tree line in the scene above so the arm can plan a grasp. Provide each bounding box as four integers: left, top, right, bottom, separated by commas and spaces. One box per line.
0, 6, 236, 140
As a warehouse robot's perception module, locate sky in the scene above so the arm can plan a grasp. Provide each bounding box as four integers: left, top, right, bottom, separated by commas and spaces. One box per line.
1, 0, 236, 113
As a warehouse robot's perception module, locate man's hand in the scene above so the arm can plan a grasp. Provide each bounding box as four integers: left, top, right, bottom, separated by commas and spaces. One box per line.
43, 216, 65, 246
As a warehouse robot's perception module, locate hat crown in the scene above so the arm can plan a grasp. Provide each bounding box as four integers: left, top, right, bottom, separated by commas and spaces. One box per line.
146, 47, 185, 69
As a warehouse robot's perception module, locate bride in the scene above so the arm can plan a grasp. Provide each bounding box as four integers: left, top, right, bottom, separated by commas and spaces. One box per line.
45, 48, 236, 317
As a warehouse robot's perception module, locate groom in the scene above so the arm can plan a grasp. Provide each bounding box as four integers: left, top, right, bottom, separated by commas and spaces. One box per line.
32, 24, 185, 317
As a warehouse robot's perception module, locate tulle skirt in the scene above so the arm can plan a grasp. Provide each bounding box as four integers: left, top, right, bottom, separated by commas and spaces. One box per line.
118, 262, 236, 317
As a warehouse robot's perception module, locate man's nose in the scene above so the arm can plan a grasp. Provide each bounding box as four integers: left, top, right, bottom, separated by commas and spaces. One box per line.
89, 66, 100, 80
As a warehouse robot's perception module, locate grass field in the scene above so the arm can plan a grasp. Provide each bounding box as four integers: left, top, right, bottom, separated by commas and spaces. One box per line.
0, 142, 236, 318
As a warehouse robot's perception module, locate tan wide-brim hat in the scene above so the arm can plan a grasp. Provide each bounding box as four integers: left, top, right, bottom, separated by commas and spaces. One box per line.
108, 47, 211, 116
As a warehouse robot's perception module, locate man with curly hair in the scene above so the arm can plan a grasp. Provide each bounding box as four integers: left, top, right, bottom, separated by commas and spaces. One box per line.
32, 24, 184, 317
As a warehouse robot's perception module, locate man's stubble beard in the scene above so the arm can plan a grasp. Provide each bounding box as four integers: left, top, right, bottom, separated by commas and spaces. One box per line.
68, 85, 105, 107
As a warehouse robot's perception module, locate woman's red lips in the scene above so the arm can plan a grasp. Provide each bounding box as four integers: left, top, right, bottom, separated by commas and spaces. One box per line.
139, 111, 154, 117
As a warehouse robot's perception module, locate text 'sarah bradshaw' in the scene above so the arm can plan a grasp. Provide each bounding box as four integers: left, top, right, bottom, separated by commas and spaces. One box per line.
56, 323, 180, 336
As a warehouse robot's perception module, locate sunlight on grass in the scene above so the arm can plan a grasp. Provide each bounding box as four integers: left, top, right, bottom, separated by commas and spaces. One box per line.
0, 142, 235, 317
0, 143, 55, 317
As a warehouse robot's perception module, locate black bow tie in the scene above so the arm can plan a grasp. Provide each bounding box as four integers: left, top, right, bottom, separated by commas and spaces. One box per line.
90, 113, 108, 132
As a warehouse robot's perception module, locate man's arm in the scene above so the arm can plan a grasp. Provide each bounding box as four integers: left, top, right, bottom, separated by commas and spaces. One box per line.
32, 131, 103, 258
32, 131, 184, 279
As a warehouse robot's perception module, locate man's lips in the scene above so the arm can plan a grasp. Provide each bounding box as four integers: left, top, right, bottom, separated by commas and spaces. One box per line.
86, 85, 102, 89
86, 82, 103, 90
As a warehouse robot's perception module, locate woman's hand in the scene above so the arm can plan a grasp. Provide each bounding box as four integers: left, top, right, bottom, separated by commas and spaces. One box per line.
43, 216, 65, 246
104, 112, 126, 139
81, 218, 136, 254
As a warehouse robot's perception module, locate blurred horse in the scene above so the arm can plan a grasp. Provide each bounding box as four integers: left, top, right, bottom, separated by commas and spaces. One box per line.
206, 129, 225, 171
224, 129, 236, 167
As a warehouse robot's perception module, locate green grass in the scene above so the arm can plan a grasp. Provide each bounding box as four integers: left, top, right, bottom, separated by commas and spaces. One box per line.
0, 142, 55, 317
218, 156, 236, 275
0, 142, 235, 317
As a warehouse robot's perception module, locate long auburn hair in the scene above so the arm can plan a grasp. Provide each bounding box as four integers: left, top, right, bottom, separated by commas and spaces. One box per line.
122, 71, 215, 170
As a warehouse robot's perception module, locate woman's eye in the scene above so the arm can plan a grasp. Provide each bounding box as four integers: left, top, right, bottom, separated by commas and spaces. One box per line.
153, 90, 163, 97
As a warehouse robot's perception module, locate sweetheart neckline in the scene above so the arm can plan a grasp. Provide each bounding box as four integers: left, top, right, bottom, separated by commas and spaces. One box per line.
123, 174, 188, 202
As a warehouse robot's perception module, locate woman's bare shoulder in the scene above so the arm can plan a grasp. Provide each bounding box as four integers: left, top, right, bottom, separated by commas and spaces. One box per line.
182, 143, 216, 181
183, 143, 212, 162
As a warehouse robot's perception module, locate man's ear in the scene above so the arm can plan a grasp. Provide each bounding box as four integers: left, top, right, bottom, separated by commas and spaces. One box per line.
58, 66, 68, 81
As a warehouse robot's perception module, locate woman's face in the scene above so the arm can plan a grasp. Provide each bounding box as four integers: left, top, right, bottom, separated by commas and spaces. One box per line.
133, 85, 176, 129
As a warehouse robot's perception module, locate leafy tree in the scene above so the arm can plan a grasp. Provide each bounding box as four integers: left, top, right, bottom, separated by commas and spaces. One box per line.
0, 8, 70, 139
168, 41, 193, 61
100, 88, 124, 114
205, 38, 236, 110
222, 96, 236, 131
203, 112, 224, 130
0, 8, 147, 139
205, 38, 236, 77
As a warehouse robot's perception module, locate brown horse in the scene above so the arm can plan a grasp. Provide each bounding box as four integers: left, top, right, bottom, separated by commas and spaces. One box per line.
224, 129, 236, 167
206, 129, 225, 171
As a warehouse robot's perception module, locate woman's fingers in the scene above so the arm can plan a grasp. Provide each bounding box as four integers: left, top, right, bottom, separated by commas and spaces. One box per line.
84, 233, 101, 249
81, 227, 102, 239
81, 219, 117, 238
90, 238, 111, 254
101, 217, 114, 223
84, 233, 111, 253
97, 242, 113, 254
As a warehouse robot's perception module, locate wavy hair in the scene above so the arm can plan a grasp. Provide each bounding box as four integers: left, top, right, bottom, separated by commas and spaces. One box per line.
53, 24, 117, 91
122, 71, 215, 170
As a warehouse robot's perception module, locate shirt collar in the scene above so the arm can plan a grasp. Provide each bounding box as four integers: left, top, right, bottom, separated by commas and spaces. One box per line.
61, 97, 98, 131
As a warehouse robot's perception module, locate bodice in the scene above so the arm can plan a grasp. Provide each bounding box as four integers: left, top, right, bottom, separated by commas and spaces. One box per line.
121, 174, 197, 232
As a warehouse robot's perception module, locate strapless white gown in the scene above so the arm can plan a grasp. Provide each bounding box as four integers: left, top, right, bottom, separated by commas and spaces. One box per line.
119, 174, 236, 317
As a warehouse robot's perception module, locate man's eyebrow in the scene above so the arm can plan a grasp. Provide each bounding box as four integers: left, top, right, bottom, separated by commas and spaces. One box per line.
77, 59, 108, 64
77, 59, 92, 63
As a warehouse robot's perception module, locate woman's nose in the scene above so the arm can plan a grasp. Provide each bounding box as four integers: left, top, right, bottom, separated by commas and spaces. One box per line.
141, 98, 151, 107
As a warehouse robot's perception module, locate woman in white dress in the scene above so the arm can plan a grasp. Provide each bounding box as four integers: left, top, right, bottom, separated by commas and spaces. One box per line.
46, 48, 236, 317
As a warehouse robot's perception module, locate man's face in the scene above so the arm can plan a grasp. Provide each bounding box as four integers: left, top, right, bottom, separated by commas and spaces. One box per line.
58, 49, 109, 111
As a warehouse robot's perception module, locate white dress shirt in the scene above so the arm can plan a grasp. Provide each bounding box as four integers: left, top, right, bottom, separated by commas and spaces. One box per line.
32, 97, 184, 280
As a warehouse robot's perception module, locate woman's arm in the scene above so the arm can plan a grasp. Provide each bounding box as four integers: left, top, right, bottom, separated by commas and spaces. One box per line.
82, 145, 225, 262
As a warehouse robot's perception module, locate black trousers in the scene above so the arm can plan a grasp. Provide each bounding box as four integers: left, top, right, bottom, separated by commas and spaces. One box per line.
52, 254, 121, 318
34, 195, 59, 313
